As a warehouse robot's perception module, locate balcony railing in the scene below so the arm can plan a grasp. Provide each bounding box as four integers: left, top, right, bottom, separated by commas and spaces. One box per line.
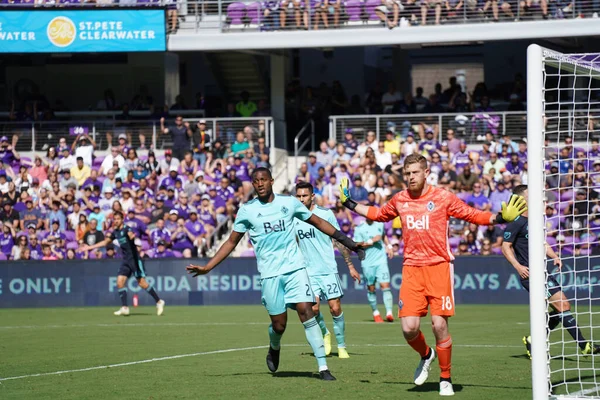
1, 0, 598, 33
329, 110, 595, 144
0, 117, 275, 162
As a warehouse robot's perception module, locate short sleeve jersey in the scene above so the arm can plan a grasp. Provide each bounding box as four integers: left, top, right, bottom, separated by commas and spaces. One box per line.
111, 225, 138, 263
502, 215, 529, 267
233, 194, 312, 279
295, 206, 339, 276
353, 221, 387, 269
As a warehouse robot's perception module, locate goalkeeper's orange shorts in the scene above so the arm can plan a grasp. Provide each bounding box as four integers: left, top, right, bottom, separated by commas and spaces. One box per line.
399, 262, 455, 318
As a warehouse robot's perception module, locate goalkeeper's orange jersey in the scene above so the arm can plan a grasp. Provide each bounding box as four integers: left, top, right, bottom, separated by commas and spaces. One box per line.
369, 186, 493, 267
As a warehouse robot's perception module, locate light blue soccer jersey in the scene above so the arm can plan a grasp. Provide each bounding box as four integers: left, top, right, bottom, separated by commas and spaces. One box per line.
353, 221, 387, 269
233, 194, 312, 279
296, 205, 339, 276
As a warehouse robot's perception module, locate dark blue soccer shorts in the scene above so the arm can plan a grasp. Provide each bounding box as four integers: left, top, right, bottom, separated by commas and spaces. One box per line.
520, 275, 561, 299
118, 259, 146, 279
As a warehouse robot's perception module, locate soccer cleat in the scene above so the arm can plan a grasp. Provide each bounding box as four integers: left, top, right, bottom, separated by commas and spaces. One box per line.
414, 347, 437, 386
439, 380, 455, 396
338, 347, 350, 359
156, 300, 165, 316
266, 346, 280, 372
386, 313, 394, 322
581, 342, 600, 356
114, 306, 130, 316
319, 370, 337, 381
523, 336, 532, 359
374, 314, 384, 323
324, 332, 332, 356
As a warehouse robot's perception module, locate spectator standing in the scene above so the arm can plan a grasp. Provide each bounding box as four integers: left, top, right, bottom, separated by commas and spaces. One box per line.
72, 134, 96, 167
192, 120, 212, 166
236, 91, 257, 117
382, 82, 402, 113
161, 115, 192, 161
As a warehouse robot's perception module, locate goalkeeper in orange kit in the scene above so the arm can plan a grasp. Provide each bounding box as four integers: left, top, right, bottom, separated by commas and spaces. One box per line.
339, 154, 527, 396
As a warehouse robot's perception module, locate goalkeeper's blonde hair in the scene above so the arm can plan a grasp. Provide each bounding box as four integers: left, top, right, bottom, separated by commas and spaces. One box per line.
403, 153, 428, 170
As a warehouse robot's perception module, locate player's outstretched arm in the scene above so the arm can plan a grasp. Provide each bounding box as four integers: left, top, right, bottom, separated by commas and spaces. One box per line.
339, 178, 398, 222
187, 230, 244, 277
449, 193, 527, 225
306, 214, 365, 260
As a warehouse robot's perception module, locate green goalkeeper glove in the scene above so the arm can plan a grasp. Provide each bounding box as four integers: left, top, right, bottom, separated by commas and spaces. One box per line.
496, 194, 528, 223
339, 177, 357, 211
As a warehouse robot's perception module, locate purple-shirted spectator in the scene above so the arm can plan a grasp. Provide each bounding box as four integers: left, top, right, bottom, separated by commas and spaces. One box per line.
198, 195, 217, 226
0, 136, 20, 166
125, 210, 147, 238
150, 219, 171, 246
173, 192, 192, 219
153, 240, 176, 258
160, 166, 184, 190
171, 218, 195, 251
0, 224, 14, 254
28, 235, 43, 260
216, 179, 235, 207
488, 181, 511, 213
445, 130, 461, 155
419, 129, 440, 155
505, 153, 524, 175
451, 142, 471, 172
466, 182, 491, 211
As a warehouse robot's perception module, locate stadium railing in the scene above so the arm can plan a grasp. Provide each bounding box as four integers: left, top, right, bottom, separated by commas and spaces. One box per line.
328, 110, 585, 144
0, 116, 275, 159
1, 0, 597, 33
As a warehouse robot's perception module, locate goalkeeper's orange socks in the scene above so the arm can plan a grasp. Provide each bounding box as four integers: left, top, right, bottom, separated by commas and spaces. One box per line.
436, 336, 453, 380
407, 330, 430, 358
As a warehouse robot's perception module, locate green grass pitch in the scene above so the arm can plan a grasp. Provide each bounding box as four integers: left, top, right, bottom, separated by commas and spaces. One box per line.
0, 304, 596, 399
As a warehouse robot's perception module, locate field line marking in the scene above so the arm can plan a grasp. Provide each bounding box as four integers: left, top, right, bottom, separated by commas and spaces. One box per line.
0, 345, 268, 382
0, 321, 521, 330
0, 342, 523, 382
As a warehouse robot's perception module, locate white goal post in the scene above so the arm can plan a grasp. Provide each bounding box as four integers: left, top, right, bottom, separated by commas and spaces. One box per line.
528, 44, 600, 400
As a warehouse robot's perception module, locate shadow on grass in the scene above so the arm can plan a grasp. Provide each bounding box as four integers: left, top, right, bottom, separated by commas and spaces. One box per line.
272, 371, 320, 379
386, 381, 530, 391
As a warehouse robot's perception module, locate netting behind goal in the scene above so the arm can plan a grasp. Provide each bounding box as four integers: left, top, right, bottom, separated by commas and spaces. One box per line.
528, 45, 600, 400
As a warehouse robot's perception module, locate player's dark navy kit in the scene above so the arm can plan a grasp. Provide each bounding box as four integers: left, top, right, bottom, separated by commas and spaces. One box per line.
112, 226, 146, 278
503, 215, 561, 298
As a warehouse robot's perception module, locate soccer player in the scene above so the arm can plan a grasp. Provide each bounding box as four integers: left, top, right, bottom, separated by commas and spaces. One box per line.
338, 153, 526, 396
80, 211, 165, 317
501, 185, 600, 358
187, 168, 364, 380
353, 218, 394, 323
295, 182, 361, 359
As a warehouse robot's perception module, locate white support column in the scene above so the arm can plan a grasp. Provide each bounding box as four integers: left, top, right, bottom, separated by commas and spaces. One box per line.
164, 52, 180, 109
526, 43, 549, 400
270, 52, 287, 149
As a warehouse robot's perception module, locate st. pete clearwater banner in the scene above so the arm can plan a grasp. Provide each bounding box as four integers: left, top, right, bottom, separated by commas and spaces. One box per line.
1, 256, 599, 308
0, 9, 166, 53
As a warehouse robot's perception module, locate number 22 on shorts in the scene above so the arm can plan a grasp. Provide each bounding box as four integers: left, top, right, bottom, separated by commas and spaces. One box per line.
441, 296, 453, 311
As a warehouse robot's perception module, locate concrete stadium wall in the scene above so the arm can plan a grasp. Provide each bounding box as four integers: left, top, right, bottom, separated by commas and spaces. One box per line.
0, 256, 597, 308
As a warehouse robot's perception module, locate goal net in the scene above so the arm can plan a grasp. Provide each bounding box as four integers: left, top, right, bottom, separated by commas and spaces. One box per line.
527, 45, 600, 400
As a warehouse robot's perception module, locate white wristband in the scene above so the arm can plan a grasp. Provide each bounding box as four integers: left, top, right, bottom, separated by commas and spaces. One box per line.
367, 239, 373, 245
387, 244, 393, 249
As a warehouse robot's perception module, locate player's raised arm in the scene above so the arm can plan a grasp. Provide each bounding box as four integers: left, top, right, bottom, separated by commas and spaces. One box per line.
448, 191, 527, 226
339, 177, 399, 222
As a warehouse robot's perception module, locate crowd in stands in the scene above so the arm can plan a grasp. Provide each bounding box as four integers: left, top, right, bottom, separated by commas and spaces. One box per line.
292, 126, 600, 257
0, 117, 270, 260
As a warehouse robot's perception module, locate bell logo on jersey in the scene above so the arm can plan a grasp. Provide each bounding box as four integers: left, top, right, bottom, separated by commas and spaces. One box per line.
264, 220, 286, 234
297, 228, 316, 240
405, 215, 430, 230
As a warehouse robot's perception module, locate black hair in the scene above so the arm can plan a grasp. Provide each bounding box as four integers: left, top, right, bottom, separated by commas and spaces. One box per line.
513, 185, 528, 196
295, 182, 314, 194
113, 211, 124, 219
251, 167, 272, 179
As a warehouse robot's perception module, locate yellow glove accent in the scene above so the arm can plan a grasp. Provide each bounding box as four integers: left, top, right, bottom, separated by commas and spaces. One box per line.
500, 194, 528, 222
